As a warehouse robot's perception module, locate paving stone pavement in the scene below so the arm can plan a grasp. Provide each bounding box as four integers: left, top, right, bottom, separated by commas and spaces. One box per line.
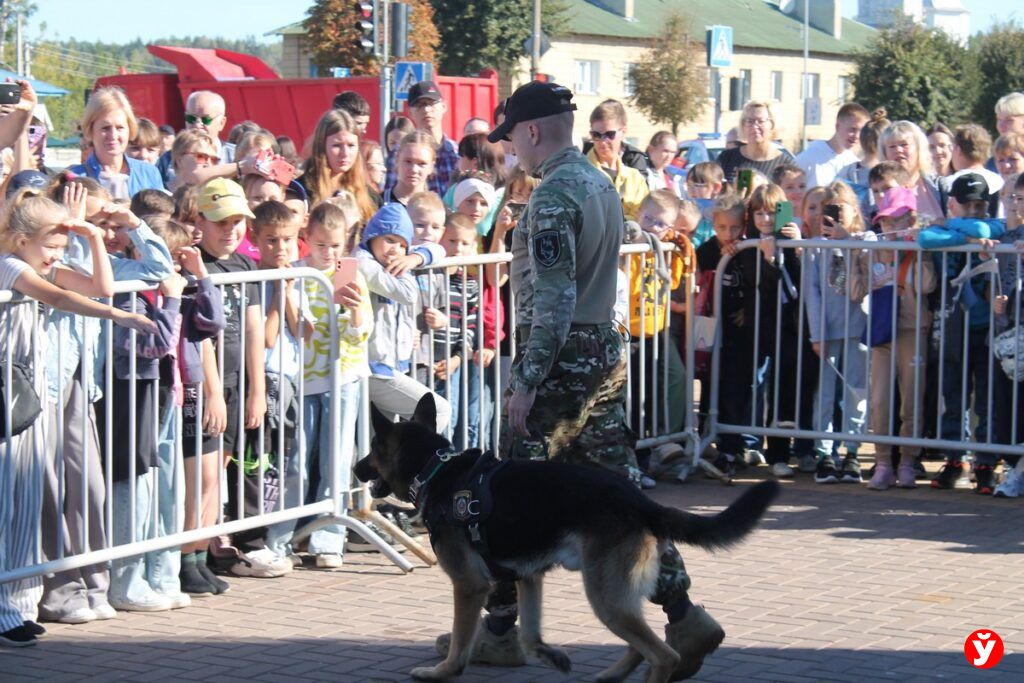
3, 467, 1022, 682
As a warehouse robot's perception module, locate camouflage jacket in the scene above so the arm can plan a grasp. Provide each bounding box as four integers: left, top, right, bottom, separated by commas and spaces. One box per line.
511, 146, 624, 391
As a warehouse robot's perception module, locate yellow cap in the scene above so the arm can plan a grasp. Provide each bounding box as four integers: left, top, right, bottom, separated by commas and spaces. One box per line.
197, 178, 255, 222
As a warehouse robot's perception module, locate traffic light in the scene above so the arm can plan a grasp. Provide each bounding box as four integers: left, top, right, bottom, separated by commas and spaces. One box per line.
355, 2, 375, 56
390, 2, 411, 59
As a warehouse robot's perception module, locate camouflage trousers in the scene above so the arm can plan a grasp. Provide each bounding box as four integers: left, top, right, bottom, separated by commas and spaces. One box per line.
486, 323, 689, 611
499, 324, 643, 486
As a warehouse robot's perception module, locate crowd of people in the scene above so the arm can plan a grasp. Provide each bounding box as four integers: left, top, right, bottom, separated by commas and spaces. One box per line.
0, 70, 1022, 652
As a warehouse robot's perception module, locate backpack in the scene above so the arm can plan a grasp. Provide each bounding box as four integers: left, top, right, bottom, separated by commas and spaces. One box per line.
0, 360, 42, 437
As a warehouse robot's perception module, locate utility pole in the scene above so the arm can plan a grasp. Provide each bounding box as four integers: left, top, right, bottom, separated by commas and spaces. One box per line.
801, 0, 809, 151
15, 10, 23, 77
530, 0, 541, 80
376, 0, 392, 140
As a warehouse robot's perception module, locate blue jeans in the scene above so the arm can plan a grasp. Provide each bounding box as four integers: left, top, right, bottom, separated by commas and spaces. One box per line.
146, 406, 183, 595
266, 382, 361, 556
940, 328, 990, 459
109, 473, 158, 604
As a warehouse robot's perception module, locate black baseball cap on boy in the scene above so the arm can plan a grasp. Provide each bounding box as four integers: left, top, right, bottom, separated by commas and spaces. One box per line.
407, 80, 442, 105
949, 172, 991, 204
487, 81, 577, 143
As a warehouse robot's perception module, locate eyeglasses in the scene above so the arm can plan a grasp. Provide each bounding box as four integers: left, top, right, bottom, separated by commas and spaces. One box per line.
742, 117, 771, 128
411, 99, 441, 110
589, 129, 620, 141
641, 215, 670, 231
185, 113, 219, 126
187, 151, 220, 164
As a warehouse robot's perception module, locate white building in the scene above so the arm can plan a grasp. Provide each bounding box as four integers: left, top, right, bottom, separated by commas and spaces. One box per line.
856, 0, 970, 43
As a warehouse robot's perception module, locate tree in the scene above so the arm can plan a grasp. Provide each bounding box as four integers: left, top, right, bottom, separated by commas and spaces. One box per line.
851, 20, 974, 126
429, 0, 568, 76
628, 12, 707, 137
969, 20, 1024, 133
305, 0, 438, 77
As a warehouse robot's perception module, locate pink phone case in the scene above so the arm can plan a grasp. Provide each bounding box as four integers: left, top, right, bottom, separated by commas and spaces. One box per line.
333, 258, 359, 304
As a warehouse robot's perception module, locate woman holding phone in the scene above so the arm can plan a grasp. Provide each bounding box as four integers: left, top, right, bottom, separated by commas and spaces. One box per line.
880, 121, 946, 224
67, 87, 163, 199
717, 100, 795, 187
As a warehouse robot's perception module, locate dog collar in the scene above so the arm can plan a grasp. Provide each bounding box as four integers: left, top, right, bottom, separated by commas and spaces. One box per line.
409, 447, 459, 508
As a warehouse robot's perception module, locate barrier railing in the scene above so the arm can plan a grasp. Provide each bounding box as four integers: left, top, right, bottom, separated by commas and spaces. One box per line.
705, 238, 1024, 463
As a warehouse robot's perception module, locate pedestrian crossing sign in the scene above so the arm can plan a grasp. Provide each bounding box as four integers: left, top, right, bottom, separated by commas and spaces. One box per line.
706, 25, 733, 68
395, 62, 429, 101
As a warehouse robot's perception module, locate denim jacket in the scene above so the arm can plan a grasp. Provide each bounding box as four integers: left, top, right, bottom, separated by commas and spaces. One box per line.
45, 220, 174, 402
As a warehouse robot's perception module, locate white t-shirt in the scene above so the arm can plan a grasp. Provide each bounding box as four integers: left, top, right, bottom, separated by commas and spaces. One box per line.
796, 139, 859, 188
0, 254, 47, 387
945, 167, 1005, 196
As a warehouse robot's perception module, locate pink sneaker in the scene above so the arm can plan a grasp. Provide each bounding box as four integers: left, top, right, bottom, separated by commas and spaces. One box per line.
867, 462, 896, 490
896, 463, 918, 488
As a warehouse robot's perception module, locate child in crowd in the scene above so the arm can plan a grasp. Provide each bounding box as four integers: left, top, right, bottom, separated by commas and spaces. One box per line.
676, 197, 713, 248
802, 182, 869, 482
130, 189, 175, 221
238, 174, 287, 262
127, 118, 163, 165
451, 175, 497, 236
695, 194, 756, 481
991, 172, 1024, 497
98, 218, 186, 612
185, 178, 268, 589
867, 162, 910, 229
771, 164, 807, 227
994, 133, 1024, 183
39, 178, 173, 624
685, 162, 725, 201
172, 185, 200, 241
853, 187, 936, 489
408, 191, 450, 415
359, 202, 452, 431
385, 131, 436, 206
918, 173, 1005, 493
747, 183, 819, 478
0, 191, 156, 646
294, 199, 373, 564
627, 190, 695, 484
800, 186, 827, 238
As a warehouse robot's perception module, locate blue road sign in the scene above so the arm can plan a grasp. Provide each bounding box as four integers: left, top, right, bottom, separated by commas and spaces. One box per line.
707, 25, 733, 69
394, 62, 429, 101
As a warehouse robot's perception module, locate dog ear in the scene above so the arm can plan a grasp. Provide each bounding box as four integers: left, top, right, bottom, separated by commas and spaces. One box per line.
370, 402, 392, 438
412, 393, 437, 432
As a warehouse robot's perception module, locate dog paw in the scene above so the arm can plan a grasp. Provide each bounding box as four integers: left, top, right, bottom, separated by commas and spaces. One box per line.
535, 643, 572, 673
410, 665, 454, 680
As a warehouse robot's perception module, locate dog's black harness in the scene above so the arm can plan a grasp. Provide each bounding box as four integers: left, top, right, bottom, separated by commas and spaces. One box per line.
416, 449, 516, 582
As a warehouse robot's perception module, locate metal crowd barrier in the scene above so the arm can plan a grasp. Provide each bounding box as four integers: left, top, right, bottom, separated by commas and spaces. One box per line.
0, 267, 412, 589
705, 238, 1024, 460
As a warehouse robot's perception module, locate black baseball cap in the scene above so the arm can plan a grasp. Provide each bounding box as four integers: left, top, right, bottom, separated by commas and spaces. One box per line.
487, 81, 576, 143
408, 80, 442, 105
949, 172, 991, 204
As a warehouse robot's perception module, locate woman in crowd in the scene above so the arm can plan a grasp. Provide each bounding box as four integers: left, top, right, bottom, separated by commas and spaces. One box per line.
926, 123, 956, 179
717, 100, 795, 185
880, 121, 946, 223
299, 109, 378, 221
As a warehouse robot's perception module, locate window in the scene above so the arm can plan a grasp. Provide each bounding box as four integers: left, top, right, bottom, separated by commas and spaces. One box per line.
837, 76, 851, 103
575, 60, 600, 95
623, 62, 636, 96
802, 72, 820, 99
740, 69, 752, 103
770, 71, 783, 101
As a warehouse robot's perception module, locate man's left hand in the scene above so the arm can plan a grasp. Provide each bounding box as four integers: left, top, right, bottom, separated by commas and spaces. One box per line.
508, 385, 537, 436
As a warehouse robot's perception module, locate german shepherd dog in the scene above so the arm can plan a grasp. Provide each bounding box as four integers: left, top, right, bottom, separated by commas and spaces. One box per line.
354, 395, 779, 682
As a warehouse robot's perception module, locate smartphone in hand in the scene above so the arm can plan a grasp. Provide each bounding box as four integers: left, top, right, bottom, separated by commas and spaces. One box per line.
774, 200, 793, 235
737, 169, 754, 197
333, 257, 359, 305
0, 83, 20, 105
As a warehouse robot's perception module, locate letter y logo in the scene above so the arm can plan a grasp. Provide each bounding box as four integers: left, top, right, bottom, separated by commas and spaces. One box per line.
965, 629, 1004, 669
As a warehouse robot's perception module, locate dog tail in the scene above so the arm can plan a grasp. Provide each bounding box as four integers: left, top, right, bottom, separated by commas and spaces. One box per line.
658, 480, 779, 551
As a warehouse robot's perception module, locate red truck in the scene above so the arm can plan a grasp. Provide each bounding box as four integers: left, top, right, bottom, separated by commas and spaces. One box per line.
96, 45, 499, 147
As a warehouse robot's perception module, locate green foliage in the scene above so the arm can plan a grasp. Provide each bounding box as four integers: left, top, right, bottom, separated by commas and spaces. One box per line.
25, 37, 282, 138
628, 12, 707, 136
969, 20, 1024, 132
429, 0, 568, 76
851, 20, 974, 127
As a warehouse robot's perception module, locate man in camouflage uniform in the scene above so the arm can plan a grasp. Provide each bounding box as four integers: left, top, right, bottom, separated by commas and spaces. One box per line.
436, 81, 724, 681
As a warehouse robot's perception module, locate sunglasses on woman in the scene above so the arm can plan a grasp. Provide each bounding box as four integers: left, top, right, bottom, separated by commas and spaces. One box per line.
187, 151, 220, 164
589, 129, 620, 141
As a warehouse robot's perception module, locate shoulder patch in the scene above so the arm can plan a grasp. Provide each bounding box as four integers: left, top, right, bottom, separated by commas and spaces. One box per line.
532, 230, 562, 268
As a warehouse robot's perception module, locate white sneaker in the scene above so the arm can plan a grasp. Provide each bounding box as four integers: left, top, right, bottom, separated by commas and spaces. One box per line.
315, 553, 344, 570
640, 475, 657, 489
231, 548, 292, 578
745, 450, 767, 466
110, 593, 172, 613
158, 592, 192, 609
770, 462, 795, 478
56, 607, 97, 624
995, 460, 1024, 498
92, 603, 117, 620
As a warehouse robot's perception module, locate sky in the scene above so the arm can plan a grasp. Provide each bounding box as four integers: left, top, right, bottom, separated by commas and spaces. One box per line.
29, 0, 1022, 44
